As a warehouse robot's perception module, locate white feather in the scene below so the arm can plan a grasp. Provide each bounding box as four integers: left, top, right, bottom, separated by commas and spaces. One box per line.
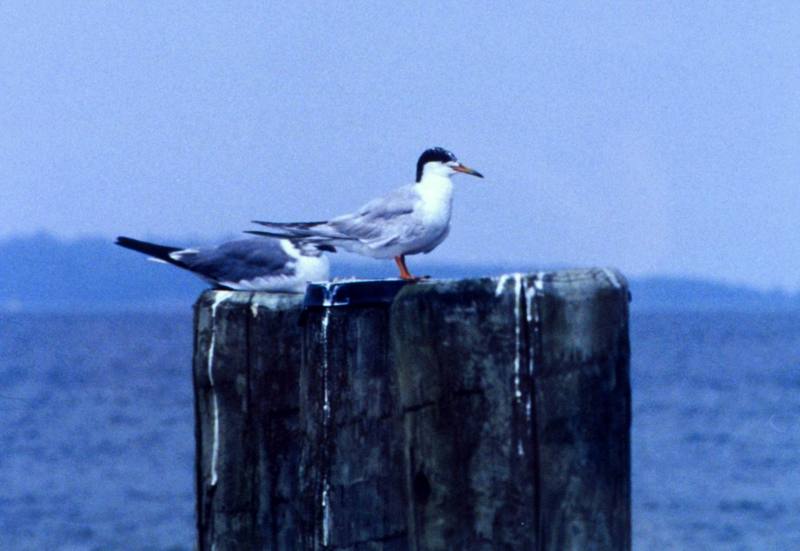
219, 255, 329, 293
169, 248, 199, 261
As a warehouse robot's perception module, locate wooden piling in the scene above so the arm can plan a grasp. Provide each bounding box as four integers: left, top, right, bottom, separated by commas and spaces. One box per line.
194, 292, 306, 549
299, 297, 408, 549
193, 269, 631, 550
392, 270, 630, 550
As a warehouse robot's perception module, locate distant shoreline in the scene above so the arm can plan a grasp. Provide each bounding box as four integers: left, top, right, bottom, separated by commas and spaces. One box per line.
2, 235, 798, 313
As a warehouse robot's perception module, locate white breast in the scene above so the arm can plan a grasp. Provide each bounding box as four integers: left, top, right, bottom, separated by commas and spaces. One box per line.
408, 174, 454, 254
415, 174, 454, 229
295, 254, 330, 283
218, 254, 330, 293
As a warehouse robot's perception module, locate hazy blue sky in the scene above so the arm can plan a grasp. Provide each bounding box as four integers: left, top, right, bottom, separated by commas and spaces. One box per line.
2, 3, 799, 288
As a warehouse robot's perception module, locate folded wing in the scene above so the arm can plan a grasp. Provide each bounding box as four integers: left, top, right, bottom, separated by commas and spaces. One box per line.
250, 185, 419, 252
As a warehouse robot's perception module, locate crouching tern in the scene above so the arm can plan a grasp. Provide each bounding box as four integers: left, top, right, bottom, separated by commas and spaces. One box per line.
246, 147, 483, 280
115, 236, 330, 293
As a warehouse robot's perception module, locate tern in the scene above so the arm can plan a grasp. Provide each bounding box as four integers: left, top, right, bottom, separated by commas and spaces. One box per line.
115, 236, 330, 293
246, 147, 483, 280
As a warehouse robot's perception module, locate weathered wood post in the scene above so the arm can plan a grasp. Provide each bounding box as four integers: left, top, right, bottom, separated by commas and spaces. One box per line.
298, 281, 409, 549
392, 270, 630, 550
194, 292, 306, 549
193, 269, 631, 550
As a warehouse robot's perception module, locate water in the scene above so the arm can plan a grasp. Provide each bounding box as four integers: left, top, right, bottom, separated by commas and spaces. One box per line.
0, 311, 798, 549
0, 312, 195, 550
632, 312, 800, 550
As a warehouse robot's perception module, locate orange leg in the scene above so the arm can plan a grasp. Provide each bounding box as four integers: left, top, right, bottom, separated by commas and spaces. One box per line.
394, 255, 415, 280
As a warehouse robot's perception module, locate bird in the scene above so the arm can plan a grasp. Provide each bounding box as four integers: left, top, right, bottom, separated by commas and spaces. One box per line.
115, 235, 330, 293
246, 147, 483, 280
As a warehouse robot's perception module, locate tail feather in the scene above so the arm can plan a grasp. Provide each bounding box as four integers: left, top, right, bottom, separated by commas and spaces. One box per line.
249, 220, 357, 242
250, 220, 333, 238
243, 231, 338, 253
244, 230, 315, 241
244, 229, 333, 245
244, 230, 296, 239
252, 220, 328, 230
115, 236, 182, 263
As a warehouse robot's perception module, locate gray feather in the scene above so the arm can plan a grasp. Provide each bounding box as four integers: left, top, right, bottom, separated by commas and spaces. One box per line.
176, 238, 295, 282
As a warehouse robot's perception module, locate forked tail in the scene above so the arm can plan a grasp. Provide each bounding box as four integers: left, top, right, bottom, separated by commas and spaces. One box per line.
115, 236, 182, 264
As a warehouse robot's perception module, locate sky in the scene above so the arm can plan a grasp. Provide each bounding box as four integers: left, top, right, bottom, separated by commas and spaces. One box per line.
2, 2, 799, 289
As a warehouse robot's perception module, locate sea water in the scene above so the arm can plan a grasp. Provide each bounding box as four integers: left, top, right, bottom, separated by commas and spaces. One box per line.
0, 311, 798, 549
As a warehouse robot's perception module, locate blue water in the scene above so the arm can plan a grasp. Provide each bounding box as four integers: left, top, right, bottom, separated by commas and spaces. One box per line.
0, 311, 798, 549
632, 312, 800, 550
0, 313, 195, 550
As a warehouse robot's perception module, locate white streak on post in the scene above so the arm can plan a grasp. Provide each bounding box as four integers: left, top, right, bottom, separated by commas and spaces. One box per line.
320, 307, 332, 546
322, 484, 331, 547
495, 274, 511, 297
531, 273, 545, 383
534, 271, 545, 292
508, 274, 531, 457
499, 272, 527, 457
602, 268, 622, 289
523, 277, 537, 424
208, 290, 233, 487
512, 273, 523, 404
321, 281, 336, 307
321, 308, 331, 420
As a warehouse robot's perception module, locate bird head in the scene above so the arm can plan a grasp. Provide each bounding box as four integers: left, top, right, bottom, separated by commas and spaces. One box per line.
416, 147, 484, 182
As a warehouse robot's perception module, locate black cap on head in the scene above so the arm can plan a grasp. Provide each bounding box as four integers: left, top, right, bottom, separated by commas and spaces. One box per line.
416, 147, 457, 182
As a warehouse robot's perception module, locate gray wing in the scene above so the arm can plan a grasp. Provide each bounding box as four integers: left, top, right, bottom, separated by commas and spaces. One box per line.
326, 184, 419, 247
178, 238, 294, 282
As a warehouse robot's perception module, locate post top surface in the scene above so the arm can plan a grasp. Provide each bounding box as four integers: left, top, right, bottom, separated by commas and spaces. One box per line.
304, 278, 413, 308
196, 289, 305, 313
393, 268, 628, 303
197, 268, 628, 311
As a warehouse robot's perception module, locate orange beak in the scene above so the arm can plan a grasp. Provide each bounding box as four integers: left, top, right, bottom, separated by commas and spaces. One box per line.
453, 163, 484, 178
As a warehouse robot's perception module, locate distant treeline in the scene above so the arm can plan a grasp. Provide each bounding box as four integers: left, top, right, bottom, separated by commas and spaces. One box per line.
0, 234, 796, 312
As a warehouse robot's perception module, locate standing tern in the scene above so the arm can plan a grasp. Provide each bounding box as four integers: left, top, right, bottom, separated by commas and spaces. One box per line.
115, 236, 330, 293
246, 147, 483, 280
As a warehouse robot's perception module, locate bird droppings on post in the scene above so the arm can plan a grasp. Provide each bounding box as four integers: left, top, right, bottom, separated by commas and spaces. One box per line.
534, 271, 546, 292
512, 273, 523, 402
320, 308, 331, 419
524, 275, 543, 426
304, 278, 412, 308
319, 306, 332, 548
493, 272, 530, 457
193, 269, 631, 550
321, 280, 336, 308
494, 273, 514, 296
207, 290, 233, 487
495, 272, 542, 458
602, 267, 623, 289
